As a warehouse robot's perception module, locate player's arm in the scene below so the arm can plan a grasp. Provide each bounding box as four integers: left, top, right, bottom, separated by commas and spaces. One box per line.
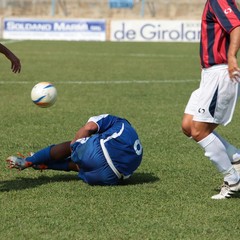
71, 121, 98, 145
0, 43, 21, 73
228, 26, 240, 81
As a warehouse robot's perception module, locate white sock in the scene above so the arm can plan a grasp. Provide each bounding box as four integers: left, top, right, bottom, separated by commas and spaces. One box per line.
198, 133, 239, 184
213, 131, 240, 163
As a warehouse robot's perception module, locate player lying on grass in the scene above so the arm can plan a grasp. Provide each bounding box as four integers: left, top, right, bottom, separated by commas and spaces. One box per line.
0, 43, 21, 73
6, 114, 143, 185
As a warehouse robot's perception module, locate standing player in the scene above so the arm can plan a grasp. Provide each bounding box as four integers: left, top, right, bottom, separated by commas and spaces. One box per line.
0, 43, 21, 73
182, 0, 240, 199
6, 114, 143, 186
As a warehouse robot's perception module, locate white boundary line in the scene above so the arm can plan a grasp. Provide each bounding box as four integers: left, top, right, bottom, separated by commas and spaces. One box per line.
0, 79, 199, 84
59, 53, 196, 58
0, 40, 25, 45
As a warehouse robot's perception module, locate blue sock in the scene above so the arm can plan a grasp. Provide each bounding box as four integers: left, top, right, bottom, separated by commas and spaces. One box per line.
26, 145, 54, 165
45, 161, 70, 171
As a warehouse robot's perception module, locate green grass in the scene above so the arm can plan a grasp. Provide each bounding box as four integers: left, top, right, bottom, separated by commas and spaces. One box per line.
1, 40, 240, 239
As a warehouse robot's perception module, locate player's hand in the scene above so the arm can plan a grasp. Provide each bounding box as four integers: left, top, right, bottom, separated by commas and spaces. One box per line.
6, 52, 21, 73
229, 69, 240, 82
228, 55, 240, 82
10, 55, 21, 73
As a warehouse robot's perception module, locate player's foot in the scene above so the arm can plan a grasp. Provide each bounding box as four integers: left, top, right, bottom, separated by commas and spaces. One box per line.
6, 154, 32, 170
211, 181, 240, 199
32, 164, 48, 170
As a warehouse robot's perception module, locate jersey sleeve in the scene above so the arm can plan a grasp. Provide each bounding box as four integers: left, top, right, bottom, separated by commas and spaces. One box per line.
87, 114, 121, 133
211, 0, 240, 33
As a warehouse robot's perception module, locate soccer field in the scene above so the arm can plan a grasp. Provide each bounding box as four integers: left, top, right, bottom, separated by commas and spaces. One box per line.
1, 40, 240, 239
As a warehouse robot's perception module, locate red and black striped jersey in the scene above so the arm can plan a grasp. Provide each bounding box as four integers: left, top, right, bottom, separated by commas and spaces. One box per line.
200, 0, 240, 68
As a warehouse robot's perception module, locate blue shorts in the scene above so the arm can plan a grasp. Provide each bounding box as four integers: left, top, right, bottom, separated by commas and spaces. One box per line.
71, 137, 119, 186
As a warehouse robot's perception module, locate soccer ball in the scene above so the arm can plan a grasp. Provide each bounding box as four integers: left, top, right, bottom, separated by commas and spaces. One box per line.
31, 82, 57, 108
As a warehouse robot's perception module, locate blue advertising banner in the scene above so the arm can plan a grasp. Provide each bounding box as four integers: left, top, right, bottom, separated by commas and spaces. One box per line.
3, 18, 106, 41
109, 0, 134, 9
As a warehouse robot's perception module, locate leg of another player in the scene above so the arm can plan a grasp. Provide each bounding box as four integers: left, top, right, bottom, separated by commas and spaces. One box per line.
213, 131, 240, 165
182, 114, 240, 168
29, 141, 72, 170
6, 142, 72, 170
49, 141, 72, 161
191, 121, 217, 142
27, 141, 71, 165
33, 159, 79, 172
181, 113, 193, 137
192, 121, 239, 184
31, 142, 79, 172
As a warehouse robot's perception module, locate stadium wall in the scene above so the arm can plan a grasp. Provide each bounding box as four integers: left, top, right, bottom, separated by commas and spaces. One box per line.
0, 0, 239, 42
0, 0, 207, 20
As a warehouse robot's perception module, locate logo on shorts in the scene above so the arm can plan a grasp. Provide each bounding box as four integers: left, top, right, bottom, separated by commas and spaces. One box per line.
134, 139, 143, 156
198, 108, 205, 114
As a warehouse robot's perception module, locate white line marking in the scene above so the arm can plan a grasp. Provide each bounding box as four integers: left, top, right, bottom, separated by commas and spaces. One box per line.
0, 79, 199, 85
0, 40, 25, 45
81, 53, 196, 58
16, 51, 197, 59
0, 40, 197, 58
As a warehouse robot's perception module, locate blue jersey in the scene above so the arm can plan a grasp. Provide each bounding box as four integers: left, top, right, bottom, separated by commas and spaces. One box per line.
91, 114, 143, 176
71, 114, 143, 185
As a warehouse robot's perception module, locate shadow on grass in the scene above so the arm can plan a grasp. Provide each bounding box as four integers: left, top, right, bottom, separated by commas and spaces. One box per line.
120, 172, 160, 186
0, 174, 78, 192
0, 172, 159, 192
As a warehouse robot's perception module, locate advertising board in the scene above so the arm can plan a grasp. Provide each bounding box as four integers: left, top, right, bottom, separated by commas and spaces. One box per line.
110, 20, 201, 42
3, 18, 106, 41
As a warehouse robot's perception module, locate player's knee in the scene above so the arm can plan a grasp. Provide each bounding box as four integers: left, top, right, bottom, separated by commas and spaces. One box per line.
181, 114, 194, 137
181, 121, 191, 137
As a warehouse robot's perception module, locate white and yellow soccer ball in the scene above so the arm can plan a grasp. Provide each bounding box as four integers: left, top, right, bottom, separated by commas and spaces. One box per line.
31, 82, 57, 108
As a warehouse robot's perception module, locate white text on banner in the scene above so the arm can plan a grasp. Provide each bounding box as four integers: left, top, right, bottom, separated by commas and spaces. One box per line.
3, 18, 106, 41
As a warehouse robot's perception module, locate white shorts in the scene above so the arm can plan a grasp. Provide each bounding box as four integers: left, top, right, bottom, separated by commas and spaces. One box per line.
184, 64, 239, 126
